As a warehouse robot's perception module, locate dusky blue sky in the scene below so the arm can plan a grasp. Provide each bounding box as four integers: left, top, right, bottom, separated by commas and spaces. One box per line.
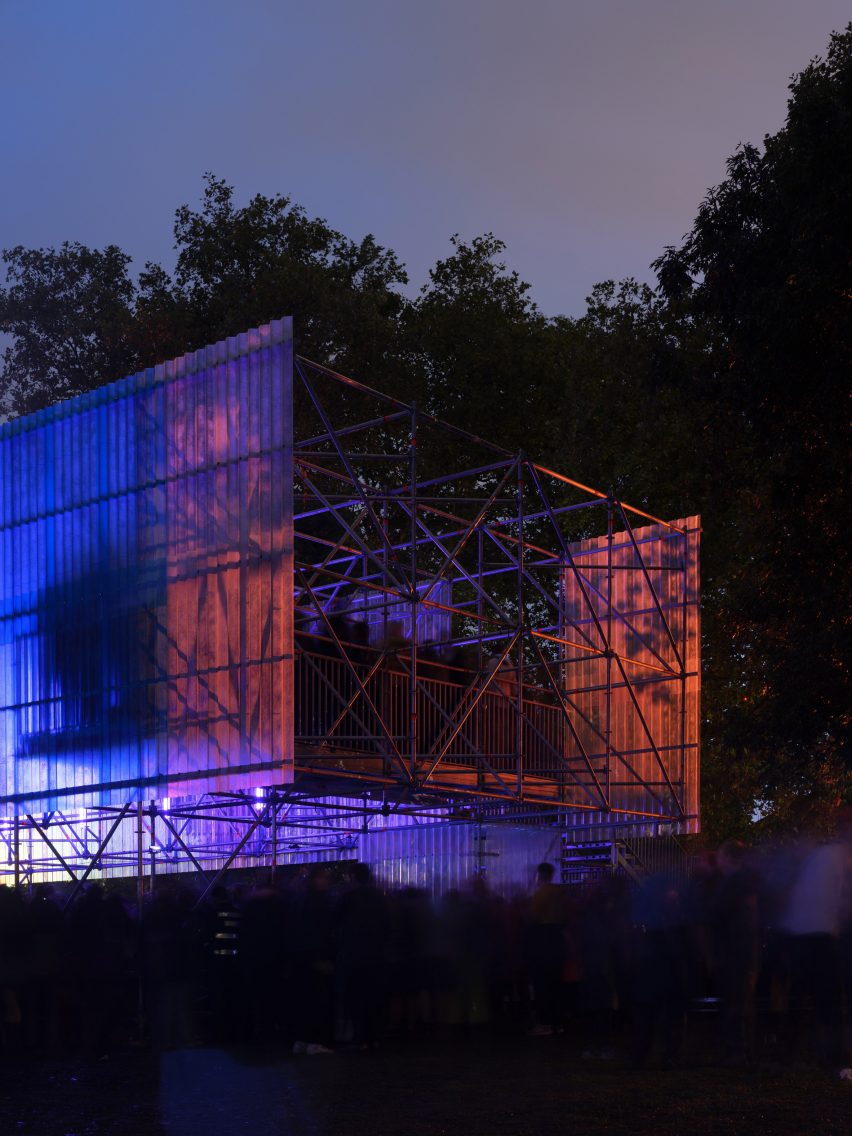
2, 0, 849, 316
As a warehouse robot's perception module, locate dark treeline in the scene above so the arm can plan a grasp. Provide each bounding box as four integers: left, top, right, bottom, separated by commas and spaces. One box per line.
1, 833, 851, 1074
2, 29, 850, 838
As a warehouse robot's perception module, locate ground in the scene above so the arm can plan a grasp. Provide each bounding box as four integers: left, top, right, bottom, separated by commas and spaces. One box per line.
1, 1026, 848, 1136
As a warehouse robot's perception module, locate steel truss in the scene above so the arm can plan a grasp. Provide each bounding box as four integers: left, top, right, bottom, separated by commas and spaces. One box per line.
0, 789, 451, 895
287, 356, 698, 818
1, 351, 699, 887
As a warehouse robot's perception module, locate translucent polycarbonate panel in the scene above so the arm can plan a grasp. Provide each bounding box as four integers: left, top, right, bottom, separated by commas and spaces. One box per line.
0, 320, 294, 813
0, 802, 555, 895
359, 820, 561, 898
562, 515, 700, 833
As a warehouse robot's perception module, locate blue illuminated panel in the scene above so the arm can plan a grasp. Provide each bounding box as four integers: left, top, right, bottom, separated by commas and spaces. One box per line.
0, 321, 294, 813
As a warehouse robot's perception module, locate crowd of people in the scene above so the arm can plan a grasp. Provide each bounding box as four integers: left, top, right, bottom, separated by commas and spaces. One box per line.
0, 829, 850, 1077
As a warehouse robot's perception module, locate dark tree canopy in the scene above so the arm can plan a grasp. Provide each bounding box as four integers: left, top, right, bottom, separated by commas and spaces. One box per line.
0, 242, 137, 418
403, 234, 550, 444
653, 26, 852, 831
137, 174, 410, 380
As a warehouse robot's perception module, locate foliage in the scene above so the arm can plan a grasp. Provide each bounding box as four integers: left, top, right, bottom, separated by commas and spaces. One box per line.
402, 234, 550, 447
653, 26, 852, 826
0, 242, 137, 417
138, 174, 409, 379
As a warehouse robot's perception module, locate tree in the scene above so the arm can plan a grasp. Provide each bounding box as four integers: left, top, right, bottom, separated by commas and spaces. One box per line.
653, 26, 852, 829
0, 175, 412, 420
136, 174, 409, 382
403, 233, 551, 447
0, 242, 137, 417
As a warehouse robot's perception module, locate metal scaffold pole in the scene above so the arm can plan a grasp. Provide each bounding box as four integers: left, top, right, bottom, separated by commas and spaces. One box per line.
409, 404, 418, 785
516, 455, 525, 798
13, 813, 20, 892
136, 800, 145, 913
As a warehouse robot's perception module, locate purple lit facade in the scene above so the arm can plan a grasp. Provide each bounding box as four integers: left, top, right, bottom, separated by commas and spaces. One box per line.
0, 321, 294, 811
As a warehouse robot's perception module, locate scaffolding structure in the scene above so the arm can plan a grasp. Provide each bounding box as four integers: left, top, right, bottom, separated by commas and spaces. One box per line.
0, 324, 699, 891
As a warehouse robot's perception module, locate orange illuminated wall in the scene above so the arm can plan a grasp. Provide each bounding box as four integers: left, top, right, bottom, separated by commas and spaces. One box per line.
562, 515, 700, 831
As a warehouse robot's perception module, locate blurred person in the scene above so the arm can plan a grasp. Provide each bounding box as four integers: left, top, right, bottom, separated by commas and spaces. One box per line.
199, 884, 242, 1044
142, 890, 196, 1050
751, 839, 800, 1055
25, 885, 64, 1050
526, 862, 566, 1036
710, 840, 761, 1064
335, 864, 389, 1047
577, 878, 630, 1060
385, 887, 431, 1037
780, 812, 852, 1078
290, 867, 336, 1054
630, 873, 690, 1069
0, 886, 29, 1052
239, 884, 289, 1042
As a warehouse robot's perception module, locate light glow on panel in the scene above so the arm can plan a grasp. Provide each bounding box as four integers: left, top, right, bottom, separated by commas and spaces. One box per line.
562, 516, 701, 830
0, 321, 294, 814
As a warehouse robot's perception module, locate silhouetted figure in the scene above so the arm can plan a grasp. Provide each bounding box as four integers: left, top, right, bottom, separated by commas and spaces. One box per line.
336, 864, 389, 1046
630, 874, 689, 1068
200, 885, 242, 1043
577, 880, 626, 1059
526, 862, 566, 1036
142, 890, 198, 1050
239, 885, 289, 1041
290, 867, 336, 1054
387, 887, 432, 1036
780, 820, 852, 1076
0, 886, 29, 1052
710, 840, 761, 1064
25, 884, 64, 1050
67, 885, 134, 1055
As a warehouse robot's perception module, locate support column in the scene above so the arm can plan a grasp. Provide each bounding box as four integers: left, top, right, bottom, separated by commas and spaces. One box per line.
270, 792, 278, 886
606, 497, 614, 804
409, 404, 418, 783
136, 799, 146, 1042
13, 814, 20, 892
136, 800, 145, 914
149, 801, 157, 894
516, 456, 525, 797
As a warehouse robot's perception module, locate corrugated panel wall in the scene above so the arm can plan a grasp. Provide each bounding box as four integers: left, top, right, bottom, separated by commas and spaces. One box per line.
359, 821, 563, 898
562, 516, 700, 833
1, 803, 561, 897
0, 321, 294, 813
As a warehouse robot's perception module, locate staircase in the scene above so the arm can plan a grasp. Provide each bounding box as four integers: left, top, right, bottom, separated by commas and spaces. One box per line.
560, 833, 690, 886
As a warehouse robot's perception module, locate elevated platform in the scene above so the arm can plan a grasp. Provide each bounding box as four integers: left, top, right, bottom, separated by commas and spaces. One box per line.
1, 322, 700, 890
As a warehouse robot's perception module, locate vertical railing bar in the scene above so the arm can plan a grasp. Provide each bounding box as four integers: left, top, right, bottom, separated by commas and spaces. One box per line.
409, 405, 418, 780
606, 498, 614, 805
516, 456, 524, 798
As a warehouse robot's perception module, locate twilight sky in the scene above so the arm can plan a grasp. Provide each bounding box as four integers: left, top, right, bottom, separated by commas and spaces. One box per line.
1, 0, 849, 316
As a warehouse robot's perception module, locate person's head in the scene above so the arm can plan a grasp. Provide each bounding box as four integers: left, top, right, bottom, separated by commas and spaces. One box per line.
308, 866, 331, 891
717, 839, 748, 876
536, 862, 555, 885
352, 863, 372, 887
834, 804, 852, 842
